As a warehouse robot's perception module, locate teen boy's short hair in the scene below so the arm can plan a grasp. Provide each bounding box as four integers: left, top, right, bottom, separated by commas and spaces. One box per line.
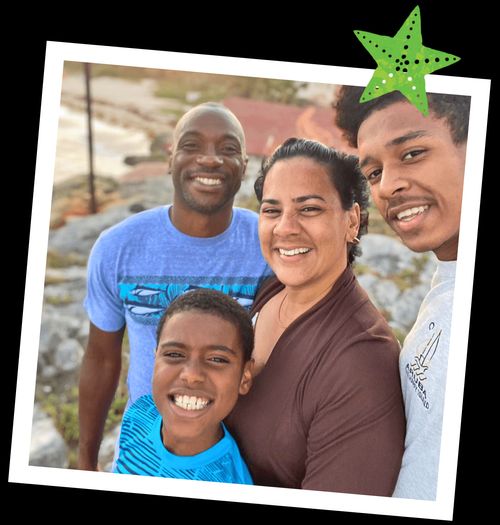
334, 86, 471, 148
156, 289, 254, 361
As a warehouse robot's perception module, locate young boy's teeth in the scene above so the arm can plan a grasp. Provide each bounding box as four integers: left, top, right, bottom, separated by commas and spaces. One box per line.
396, 205, 429, 222
195, 177, 222, 186
174, 395, 210, 411
279, 247, 311, 256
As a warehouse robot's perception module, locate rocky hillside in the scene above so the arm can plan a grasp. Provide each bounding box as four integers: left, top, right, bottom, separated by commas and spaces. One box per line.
31, 165, 437, 471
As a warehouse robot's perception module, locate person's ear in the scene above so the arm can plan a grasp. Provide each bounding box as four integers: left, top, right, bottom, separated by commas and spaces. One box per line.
241, 155, 249, 180
239, 358, 254, 395
167, 146, 173, 174
347, 202, 361, 242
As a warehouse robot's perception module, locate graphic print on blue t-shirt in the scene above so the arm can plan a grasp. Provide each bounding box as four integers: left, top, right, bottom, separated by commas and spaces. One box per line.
114, 395, 253, 484
119, 277, 259, 325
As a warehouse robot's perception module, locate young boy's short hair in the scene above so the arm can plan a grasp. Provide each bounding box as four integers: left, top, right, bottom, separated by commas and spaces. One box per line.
156, 288, 254, 362
334, 86, 471, 148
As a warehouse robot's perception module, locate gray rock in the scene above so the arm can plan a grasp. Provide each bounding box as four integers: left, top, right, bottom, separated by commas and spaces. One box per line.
388, 283, 431, 331
357, 234, 416, 277
44, 284, 75, 305
54, 338, 84, 372
30, 405, 69, 468
99, 424, 121, 472
38, 322, 63, 358
421, 254, 438, 282
77, 321, 90, 342
358, 274, 401, 310
356, 273, 380, 305
371, 279, 401, 309
49, 205, 133, 255
45, 266, 88, 283
41, 365, 58, 380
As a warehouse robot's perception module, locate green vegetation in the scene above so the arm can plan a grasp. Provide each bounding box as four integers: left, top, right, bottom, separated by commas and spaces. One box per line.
64, 61, 305, 105
366, 202, 397, 237
47, 250, 87, 268
352, 262, 372, 276
237, 193, 260, 213
37, 330, 131, 469
45, 293, 75, 306
392, 327, 407, 346
155, 73, 305, 105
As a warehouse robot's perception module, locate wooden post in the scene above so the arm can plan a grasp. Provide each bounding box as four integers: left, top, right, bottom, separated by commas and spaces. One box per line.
84, 63, 97, 214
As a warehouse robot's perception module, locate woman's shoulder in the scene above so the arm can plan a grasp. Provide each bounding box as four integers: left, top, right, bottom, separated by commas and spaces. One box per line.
250, 276, 283, 315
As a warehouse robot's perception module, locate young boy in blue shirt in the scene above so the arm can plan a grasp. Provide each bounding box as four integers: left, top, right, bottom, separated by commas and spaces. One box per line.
113, 288, 254, 484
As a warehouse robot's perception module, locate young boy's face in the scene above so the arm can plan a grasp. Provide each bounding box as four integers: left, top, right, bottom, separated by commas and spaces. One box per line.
357, 101, 467, 261
153, 310, 252, 456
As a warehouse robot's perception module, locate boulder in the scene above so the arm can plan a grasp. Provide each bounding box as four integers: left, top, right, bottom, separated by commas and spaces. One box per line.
388, 283, 431, 331
98, 424, 122, 472
30, 404, 69, 468
357, 274, 400, 309
48, 205, 133, 256
357, 234, 416, 277
54, 338, 84, 373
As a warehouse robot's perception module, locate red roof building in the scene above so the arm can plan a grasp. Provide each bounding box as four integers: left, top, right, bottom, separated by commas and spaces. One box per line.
223, 96, 356, 157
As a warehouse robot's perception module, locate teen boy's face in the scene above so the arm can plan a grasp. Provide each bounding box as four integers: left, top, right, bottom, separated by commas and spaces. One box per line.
153, 311, 252, 456
357, 101, 467, 261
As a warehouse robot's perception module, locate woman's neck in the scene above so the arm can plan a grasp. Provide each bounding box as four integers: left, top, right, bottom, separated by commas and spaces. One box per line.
280, 267, 347, 325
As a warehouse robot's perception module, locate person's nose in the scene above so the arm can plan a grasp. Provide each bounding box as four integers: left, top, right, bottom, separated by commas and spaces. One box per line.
377, 165, 410, 201
179, 359, 206, 386
273, 210, 301, 237
196, 146, 224, 168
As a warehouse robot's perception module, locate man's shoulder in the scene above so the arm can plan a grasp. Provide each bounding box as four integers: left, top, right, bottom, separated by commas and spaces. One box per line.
233, 207, 259, 224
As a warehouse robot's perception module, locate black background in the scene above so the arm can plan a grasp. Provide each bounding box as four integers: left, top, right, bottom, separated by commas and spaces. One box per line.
8, 1, 494, 521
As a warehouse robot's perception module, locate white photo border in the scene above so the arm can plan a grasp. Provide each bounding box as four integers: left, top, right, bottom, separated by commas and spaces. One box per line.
9, 41, 491, 521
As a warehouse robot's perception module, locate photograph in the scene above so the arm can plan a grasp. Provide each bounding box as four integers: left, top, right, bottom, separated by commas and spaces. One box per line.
9, 41, 490, 521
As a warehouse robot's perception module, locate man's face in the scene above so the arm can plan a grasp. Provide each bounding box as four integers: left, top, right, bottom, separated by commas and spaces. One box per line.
170, 107, 247, 215
357, 102, 467, 260
153, 311, 252, 456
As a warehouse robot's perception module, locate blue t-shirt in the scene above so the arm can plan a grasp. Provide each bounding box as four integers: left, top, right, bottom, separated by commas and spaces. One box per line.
113, 395, 253, 484
84, 205, 272, 403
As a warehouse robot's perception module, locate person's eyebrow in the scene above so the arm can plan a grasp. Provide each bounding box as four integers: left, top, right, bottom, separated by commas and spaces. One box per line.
293, 194, 326, 203
385, 130, 430, 148
359, 155, 376, 170
158, 341, 237, 356
360, 130, 431, 169
205, 345, 238, 356
261, 195, 326, 205
159, 341, 186, 349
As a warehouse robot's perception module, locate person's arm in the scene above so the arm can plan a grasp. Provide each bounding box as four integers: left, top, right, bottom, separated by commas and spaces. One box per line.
301, 337, 406, 495
78, 322, 125, 471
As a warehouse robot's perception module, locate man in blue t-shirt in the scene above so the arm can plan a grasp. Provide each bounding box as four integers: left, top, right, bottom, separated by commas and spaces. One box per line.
79, 102, 272, 471
114, 289, 253, 484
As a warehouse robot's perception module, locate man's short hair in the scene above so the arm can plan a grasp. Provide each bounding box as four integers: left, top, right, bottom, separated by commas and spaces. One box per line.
334, 86, 471, 148
156, 288, 254, 362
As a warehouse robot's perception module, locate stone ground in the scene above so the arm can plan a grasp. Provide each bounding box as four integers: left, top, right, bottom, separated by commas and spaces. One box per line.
30, 73, 438, 470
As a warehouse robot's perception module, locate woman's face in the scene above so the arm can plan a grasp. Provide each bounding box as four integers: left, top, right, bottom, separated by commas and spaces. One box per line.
258, 157, 360, 291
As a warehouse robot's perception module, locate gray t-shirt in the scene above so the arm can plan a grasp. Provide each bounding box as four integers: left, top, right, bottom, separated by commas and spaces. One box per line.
393, 260, 456, 500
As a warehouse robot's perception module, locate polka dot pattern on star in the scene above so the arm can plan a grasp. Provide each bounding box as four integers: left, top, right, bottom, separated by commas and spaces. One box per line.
354, 6, 460, 115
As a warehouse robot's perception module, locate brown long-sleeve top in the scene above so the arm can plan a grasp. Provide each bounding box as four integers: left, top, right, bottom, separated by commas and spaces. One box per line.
226, 266, 405, 496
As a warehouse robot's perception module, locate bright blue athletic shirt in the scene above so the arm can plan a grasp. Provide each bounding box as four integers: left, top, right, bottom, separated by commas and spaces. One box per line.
84, 205, 272, 404
113, 395, 253, 484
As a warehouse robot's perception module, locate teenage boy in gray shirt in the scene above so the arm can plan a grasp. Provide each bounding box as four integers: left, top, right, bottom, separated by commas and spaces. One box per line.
335, 87, 470, 500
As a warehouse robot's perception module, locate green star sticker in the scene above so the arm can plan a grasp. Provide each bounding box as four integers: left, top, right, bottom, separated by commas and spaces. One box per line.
354, 5, 460, 115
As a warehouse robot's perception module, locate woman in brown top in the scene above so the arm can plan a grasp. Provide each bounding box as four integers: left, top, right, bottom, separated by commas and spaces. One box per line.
226, 138, 405, 496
